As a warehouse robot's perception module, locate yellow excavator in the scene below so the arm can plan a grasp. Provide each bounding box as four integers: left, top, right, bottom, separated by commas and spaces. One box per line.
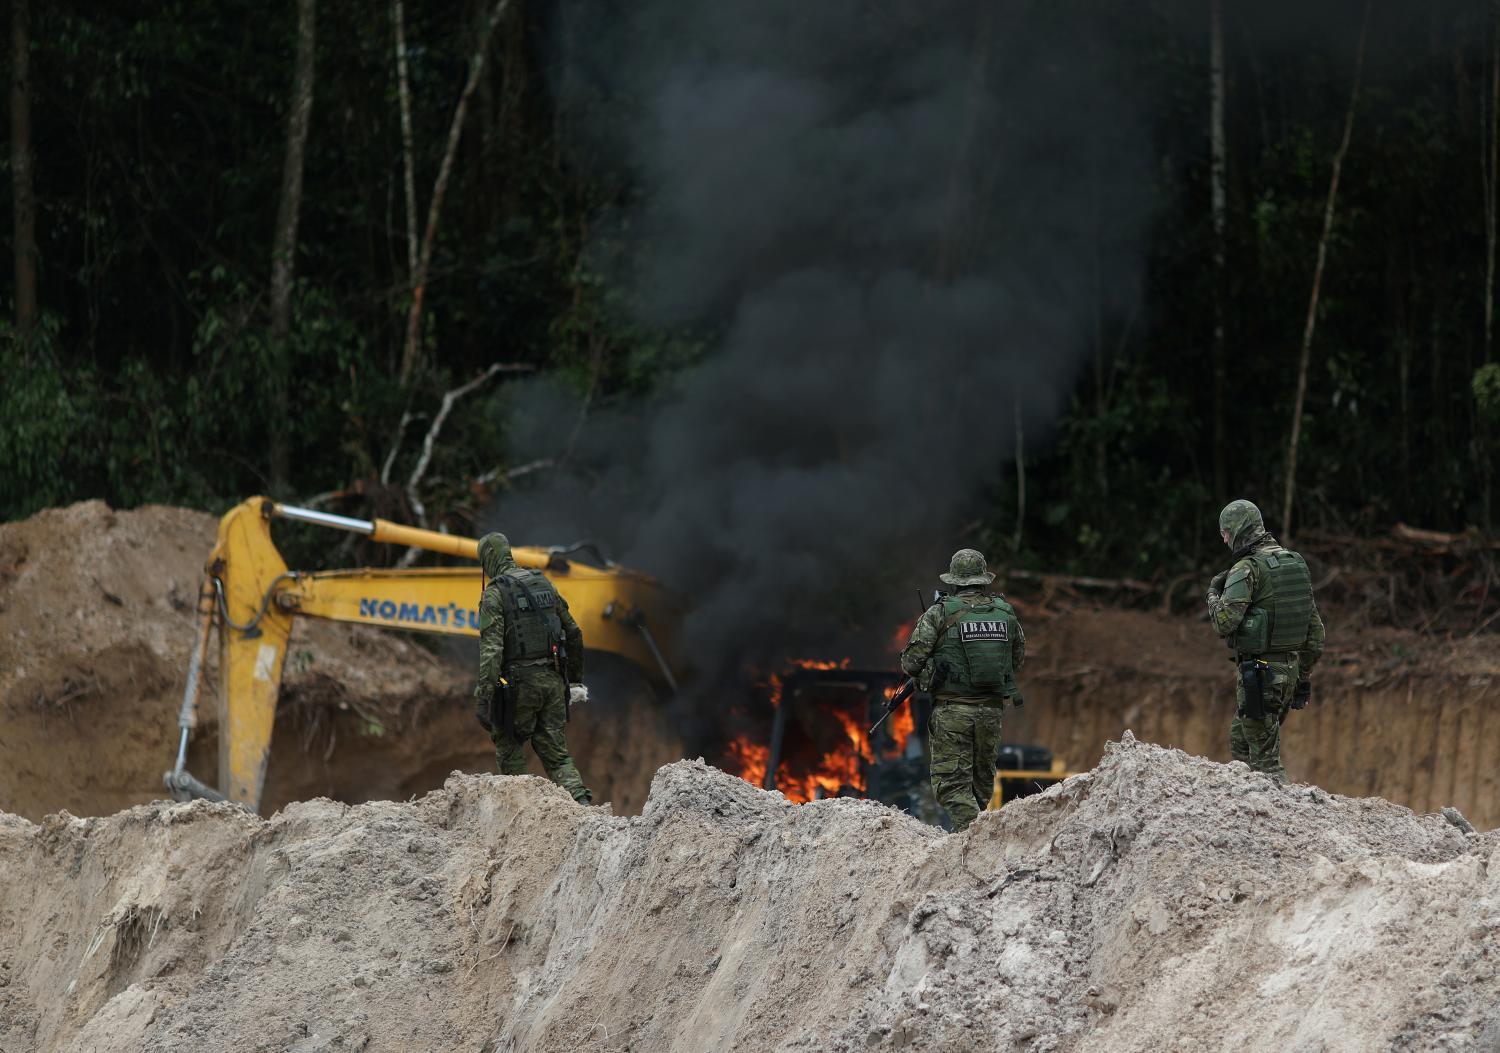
164, 496, 682, 811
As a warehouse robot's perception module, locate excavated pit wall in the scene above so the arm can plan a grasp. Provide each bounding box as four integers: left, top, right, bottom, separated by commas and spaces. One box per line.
1015, 675, 1500, 826
1007, 608, 1500, 829
2, 738, 1497, 1052
3, 500, 1498, 830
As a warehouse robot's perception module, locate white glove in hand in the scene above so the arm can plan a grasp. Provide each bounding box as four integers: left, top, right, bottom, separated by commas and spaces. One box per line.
568, 683, 589, 706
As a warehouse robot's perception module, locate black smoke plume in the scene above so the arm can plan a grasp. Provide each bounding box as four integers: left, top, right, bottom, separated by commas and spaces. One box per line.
498, 0, 1153, 684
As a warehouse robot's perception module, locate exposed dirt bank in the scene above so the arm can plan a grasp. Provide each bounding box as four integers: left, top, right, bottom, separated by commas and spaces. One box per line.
2, 738, 1495, 1052
2, 500, 1496, 829
1010, 606, 1500, 827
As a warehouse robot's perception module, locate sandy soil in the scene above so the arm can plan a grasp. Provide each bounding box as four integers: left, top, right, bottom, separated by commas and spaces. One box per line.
1, 738, 1495, 1052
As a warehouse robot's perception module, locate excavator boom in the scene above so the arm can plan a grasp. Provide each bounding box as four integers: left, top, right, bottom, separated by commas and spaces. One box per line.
168, 497, 681, 811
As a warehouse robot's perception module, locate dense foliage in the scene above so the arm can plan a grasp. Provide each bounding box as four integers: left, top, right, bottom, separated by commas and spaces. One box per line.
2, 0, 1495, 577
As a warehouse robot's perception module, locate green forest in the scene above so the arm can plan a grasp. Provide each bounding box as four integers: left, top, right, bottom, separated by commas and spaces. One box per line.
4, 0, 1499, 584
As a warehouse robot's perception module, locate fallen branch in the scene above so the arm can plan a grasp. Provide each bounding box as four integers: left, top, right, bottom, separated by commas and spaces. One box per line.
1392, 523, 1467, 546
1300, 524, 1500, 556
1391, 522, 1500, 553
1006, 569, 1154, 593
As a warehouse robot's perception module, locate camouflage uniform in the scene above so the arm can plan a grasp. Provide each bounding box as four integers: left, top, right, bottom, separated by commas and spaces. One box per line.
474, 533, 592, 804
901, 549, 1025, 831
1205, 500, 1326, 782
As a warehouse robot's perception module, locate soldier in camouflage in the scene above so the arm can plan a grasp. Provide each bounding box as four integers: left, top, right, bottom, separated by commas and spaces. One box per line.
901, 549, 1025, 831
473, 532, 593, 804
1204, 500, 1326, 782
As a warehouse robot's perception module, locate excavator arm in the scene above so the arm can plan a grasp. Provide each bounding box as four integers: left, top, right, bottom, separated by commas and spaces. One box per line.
167, 496, 681, 811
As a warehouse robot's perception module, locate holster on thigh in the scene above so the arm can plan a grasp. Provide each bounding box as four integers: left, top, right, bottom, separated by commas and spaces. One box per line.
498, 678, 518, 741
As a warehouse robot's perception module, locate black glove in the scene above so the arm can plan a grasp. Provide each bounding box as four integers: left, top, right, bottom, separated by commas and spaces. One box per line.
1010, 691, 1024, 709
474, 686, 495, 732
1206, 570, 1228, 606
1291, 679, 1311, 710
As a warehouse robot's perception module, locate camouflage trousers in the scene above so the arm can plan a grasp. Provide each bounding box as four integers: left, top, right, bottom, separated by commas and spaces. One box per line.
929, 701, 1004, 832
1229, 658, 1299, 783
492, 666, 592, 804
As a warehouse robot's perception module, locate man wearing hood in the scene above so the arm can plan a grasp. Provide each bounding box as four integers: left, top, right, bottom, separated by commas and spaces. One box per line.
474, 532, 592, 804
1205, 500, 1326, 782
901, 549, 1025, 831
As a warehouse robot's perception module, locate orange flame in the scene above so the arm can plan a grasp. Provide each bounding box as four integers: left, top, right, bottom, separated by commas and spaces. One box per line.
792, 657, 852, 671
891, 619, 915, 653
889, 704, 916, 753
769, 704, 874, 801
724, 652, 919, 803
724, 736, 769, 789
877, 679, 919, 756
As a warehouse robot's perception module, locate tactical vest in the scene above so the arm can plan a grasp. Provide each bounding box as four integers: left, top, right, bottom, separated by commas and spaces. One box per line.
930, 593, 1018, 697
493, 567, 564, 664
1228, 547, 1314, 655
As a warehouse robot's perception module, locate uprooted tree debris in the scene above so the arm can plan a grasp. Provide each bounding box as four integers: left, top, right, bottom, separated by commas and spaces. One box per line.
1000, 523, 1500, 637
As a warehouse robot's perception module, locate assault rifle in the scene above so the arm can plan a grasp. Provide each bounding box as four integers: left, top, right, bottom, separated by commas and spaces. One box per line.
870, 676, 917, 737
869, 588, 950, 736
869, 660, 950, 737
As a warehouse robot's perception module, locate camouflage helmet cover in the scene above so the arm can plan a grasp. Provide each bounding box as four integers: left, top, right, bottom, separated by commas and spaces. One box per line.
939, 548, 996, 587
477, 532, 514, 578
1218, 499, 1265, 549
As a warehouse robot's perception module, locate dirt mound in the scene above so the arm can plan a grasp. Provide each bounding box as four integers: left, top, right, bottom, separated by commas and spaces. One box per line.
0, 501, 680, 820
2, 737, 1494, 1052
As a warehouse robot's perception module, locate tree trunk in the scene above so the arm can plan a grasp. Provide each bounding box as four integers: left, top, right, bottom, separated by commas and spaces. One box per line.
1210, 0, 1228, 503
398, 0, 512, 384
392, 0, 419, 282
1482, 0, 1499, 528
1486, 0, 1499, 364
1281, 0, 1371, 539
10, 0, 37, 351
268, 0, 317, 495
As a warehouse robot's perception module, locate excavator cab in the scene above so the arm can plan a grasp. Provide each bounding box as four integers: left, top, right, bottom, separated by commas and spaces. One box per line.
166, 497, 682, 811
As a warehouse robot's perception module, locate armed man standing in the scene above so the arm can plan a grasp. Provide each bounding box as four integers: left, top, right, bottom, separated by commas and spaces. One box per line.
1204, 500, 1326, 783
901, 549, 1025, 831
472, 532, 593, 804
